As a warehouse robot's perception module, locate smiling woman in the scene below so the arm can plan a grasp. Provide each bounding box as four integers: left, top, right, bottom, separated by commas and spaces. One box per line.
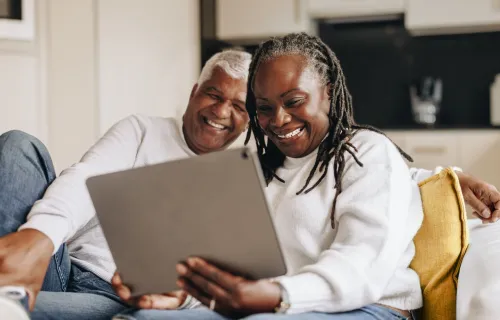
172, 33, 424, 319
111, 33, 425, 320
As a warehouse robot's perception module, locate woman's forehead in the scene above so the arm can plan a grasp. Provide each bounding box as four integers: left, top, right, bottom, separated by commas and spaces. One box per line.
253, 56, 319, 94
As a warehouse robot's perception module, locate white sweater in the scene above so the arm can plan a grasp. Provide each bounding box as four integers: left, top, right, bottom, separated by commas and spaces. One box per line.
268, 131, 424, 313
18, 115, 436, 311
19, 115, 195, 282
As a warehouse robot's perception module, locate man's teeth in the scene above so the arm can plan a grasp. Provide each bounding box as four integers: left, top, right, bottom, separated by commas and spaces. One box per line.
206, 119, 225, 129
277, 127, 303, 139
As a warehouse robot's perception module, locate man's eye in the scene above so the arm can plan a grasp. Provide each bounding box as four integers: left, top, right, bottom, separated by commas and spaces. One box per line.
208, 94, 221, 101
233, 104, 245, 112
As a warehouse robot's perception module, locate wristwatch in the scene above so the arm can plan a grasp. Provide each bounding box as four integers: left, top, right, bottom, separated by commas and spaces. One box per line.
270, 280, 291, 314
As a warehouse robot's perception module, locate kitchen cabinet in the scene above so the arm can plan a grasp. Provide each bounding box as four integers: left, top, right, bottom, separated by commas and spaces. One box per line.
386, 130, 500, 217
215, 0, 311, 42
406, 0, 500, 36
308, 0, 405, 19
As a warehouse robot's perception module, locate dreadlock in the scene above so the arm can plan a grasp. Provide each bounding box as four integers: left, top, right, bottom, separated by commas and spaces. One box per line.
244, 33, 412, 228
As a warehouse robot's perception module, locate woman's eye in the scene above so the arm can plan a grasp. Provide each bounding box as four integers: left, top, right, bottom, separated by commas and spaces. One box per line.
257, 105, 272, 113
285, 99, 304, 107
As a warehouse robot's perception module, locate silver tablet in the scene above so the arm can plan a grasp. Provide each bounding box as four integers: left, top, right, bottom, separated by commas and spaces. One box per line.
86, 147, 287, 296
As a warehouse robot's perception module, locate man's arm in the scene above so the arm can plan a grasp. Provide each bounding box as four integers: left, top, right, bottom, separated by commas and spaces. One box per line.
410, 167, 500, 223
19, 115, 146, 252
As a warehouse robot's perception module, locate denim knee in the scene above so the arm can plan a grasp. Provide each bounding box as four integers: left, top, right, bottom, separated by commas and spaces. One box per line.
0, 130, 55, 182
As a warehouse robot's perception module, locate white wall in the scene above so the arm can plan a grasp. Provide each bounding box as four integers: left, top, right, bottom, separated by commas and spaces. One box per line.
0, 1, 46, 142
46, 0, 98, 171
0, 0, 201, 172
97, 0, 200, 134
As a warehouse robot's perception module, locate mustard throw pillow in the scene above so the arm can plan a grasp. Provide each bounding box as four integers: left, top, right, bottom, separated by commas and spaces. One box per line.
410, 168, 469, 320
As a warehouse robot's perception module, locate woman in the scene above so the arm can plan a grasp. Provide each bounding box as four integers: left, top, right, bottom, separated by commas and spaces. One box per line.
113, 33, 423, 320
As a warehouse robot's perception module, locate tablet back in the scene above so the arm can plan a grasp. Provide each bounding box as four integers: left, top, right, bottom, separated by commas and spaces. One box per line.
86, 147, 287, 296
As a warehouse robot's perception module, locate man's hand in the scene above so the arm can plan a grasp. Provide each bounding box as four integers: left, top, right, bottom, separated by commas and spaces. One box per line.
0, 229, 54, 310
176, 257, 281, 318
111, 272, 187, 309
456, 171, 500, 223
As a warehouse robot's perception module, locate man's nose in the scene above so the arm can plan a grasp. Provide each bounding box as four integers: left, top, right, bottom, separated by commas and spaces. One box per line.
211, 100, 231, 119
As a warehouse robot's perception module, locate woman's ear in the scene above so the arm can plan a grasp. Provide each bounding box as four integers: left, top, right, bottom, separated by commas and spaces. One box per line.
324, 83, 332, 100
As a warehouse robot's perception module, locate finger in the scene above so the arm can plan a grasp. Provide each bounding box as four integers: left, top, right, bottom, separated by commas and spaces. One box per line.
185, 257, 242, 291
464, 191, 491, 219
487, 189, 500, 222
177, 278, 212, 308
111, 272, 122, 286
115, 284, 132, 301
491, 209, 500, 223
176, 265, 232, 306
136, 294, 182, 309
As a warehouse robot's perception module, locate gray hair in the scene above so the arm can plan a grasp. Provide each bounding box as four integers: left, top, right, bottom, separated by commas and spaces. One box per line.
198, 49, 252, 86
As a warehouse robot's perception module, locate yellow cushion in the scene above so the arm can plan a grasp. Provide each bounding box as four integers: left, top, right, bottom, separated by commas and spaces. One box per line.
410, 168, 469, 320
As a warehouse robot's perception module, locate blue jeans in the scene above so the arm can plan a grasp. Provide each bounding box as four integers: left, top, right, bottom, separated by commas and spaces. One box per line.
114, 304, 412, 320
0, 130, 128, 319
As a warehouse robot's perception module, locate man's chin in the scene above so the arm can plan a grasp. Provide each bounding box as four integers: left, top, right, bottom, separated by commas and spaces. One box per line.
194, 138, 228, 154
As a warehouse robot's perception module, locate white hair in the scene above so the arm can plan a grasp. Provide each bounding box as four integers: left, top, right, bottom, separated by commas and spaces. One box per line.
197, 49, 252, 86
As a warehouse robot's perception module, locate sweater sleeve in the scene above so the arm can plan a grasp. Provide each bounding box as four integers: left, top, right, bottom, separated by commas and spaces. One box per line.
276, 132, 423, 314
18, 115, 145, 254
409, 166, 462, 183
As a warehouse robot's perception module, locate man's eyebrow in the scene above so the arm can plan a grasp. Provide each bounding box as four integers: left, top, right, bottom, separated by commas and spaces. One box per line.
205, 86, 223, 95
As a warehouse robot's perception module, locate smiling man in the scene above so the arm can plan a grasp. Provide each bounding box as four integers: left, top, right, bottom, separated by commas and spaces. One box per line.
0, 49, 252, 320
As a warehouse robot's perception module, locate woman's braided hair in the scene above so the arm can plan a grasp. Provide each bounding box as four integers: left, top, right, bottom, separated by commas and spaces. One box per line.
244, 33, 412, 228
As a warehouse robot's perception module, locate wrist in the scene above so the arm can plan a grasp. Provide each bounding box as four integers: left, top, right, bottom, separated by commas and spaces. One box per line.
19, 229, 54, 256
268, 280, 290, 314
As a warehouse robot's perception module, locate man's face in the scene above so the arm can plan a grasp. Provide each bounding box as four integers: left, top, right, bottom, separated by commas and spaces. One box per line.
183, 67, 249, 155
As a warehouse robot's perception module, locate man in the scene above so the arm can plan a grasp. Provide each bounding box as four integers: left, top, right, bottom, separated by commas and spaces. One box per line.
0, 49, 499, 319
0, 49, 252, 319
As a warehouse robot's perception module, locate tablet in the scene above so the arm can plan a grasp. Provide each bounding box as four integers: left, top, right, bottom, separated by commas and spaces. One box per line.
86, 147, 287, 296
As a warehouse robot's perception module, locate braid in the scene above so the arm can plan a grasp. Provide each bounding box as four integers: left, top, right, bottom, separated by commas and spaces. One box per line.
244, 33, 411, 228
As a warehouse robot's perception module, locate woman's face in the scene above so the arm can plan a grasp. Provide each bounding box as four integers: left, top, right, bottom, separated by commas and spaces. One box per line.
253, 55, 331, 158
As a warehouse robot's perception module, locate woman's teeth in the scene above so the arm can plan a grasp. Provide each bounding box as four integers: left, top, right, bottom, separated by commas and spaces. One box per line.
277, 127, 304, 139
206, 119, 225, 130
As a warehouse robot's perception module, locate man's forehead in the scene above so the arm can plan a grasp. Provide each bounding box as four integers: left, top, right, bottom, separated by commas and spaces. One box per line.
200, 76, 247, 100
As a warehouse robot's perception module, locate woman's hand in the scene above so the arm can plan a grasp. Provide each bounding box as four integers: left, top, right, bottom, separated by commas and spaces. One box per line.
111, 272, 187, 309
176, 257, 282, 318
456, 171, 500, 223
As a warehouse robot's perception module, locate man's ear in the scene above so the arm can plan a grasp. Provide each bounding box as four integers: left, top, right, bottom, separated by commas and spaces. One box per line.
190, 83, 199, 99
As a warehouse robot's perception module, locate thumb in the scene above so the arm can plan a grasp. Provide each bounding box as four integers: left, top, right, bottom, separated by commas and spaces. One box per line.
464, 190, 491, 219
137, 294, 182, 310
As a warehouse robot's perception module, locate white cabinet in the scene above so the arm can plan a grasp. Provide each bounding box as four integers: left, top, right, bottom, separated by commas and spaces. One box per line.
403, 132, 459, 170
386, 130, 500, 218
406, 0, 500, 36
216, 0, 311, 42
308, 0, 405, 19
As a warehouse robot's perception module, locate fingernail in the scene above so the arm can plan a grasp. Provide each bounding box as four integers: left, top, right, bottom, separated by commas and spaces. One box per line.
482, 209, 491, 218
187, 258, 196, 266
494, 217, 499, 223
176, 264, 187, 275
176, 279, 184, 288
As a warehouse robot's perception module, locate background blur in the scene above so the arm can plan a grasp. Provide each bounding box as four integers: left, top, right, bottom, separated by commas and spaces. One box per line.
1, 0, 500, 196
